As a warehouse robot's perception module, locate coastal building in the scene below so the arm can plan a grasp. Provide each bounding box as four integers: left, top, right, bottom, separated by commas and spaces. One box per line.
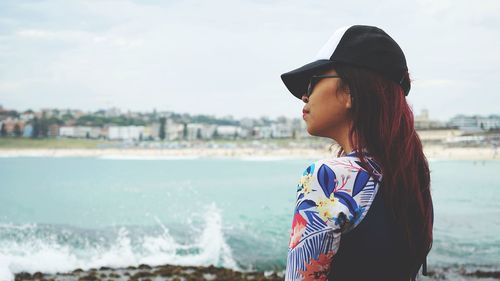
108, 126, 145, 140
271, 122, 293, 138
252, 126, 273, 139
76, 126, 91, 138
59, 126, 94, 138
59, 126, 75, 137
166, 119, 185, 141
23, 124, 33, 137
144, 123, 160, 140
89, 127, 103, 139
215, 125, 241, 139
448, 115, 479, 132
0, 118, 24, 136
186, 123, 217, 140
48, 124, 60, 137
414, 109, 446, 129
448, 114, 500, 133
477, 115, 500, 131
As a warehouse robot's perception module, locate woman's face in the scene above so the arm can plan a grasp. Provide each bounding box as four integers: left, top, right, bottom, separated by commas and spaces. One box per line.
301, 68, 352, 139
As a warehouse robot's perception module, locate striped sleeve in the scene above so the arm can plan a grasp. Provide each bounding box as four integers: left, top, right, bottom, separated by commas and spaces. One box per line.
285, 158, 380, 281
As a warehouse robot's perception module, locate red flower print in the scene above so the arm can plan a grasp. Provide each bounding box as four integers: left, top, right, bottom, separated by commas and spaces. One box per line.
289, 213, 307, 249
298, 250, 336, 280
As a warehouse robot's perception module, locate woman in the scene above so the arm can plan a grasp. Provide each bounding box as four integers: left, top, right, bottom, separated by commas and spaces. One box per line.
280, 25, 434, 281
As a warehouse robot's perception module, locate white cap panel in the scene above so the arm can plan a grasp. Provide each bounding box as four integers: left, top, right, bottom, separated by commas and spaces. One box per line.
313, 25, 353, 61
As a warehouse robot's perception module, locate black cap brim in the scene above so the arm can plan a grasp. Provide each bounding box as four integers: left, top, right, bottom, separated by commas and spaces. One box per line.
280, 59, 335, 100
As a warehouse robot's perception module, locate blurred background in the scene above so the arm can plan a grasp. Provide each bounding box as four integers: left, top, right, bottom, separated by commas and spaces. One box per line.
0, 1, 499, 281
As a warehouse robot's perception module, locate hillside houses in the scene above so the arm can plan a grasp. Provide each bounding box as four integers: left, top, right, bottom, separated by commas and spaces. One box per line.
0, 105, 498, 144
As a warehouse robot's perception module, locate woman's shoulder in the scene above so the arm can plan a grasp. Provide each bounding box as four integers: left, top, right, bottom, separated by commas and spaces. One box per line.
307, 154, 382, 183
312, 154, 376, 171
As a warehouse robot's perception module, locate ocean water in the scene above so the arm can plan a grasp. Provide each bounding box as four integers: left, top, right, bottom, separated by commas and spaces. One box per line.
0, 156, 499, 281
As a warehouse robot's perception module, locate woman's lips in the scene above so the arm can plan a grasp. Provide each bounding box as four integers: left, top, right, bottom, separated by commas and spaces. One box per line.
302, 109, 309, 119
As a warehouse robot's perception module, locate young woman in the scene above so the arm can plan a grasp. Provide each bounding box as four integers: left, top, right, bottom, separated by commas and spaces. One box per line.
280, 25, 434, 281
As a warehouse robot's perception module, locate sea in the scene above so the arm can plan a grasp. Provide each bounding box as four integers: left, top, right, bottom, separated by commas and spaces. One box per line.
0, 155, 499, 281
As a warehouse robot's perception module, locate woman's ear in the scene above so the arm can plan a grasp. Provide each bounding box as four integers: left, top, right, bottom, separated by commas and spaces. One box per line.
344, 88, 352, 109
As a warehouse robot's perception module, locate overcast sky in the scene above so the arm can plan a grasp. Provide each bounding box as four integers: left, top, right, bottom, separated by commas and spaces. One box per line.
0, 0, 498, 121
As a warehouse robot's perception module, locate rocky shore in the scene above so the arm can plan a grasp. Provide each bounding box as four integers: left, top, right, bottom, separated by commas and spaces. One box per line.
13, 263, 500, 281
14, 264, 284, 281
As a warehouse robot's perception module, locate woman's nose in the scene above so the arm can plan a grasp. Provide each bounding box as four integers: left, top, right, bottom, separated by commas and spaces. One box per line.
301, 95, 309, 103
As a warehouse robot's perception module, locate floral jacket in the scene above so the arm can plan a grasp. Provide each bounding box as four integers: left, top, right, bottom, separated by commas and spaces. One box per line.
285, 150, 383, 280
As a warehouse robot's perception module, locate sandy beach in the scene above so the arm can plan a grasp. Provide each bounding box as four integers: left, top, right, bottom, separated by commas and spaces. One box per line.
0, 145, 497, 160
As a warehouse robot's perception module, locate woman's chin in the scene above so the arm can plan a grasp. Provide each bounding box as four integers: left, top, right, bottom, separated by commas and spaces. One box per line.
306, 126, 315, 136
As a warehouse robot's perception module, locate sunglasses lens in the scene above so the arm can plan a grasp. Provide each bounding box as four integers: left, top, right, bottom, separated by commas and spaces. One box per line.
307, 78, 315, 97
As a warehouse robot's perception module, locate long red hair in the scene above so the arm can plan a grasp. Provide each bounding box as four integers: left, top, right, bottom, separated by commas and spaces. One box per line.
331, 62, 433, 281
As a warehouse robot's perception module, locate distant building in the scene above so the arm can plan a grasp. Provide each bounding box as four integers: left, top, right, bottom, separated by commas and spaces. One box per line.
48, 124, 60, 137
108, 126, 145, 140
89, 127, 102, 139
477, 115, 500, 131
23, 124, 33, 137
253, 126, 273, 139
59, 126, 99, 138
166, 119, 185, 141
271, 123, 293, 138
292, 118, 310, 139
0, 118, 23, 136
216, 125, 240, 139
186, 123, 217, 140
448, 114, 500, 133
144, 123, 160, 140
59, 126, 76, 137
414, 109, 446, 129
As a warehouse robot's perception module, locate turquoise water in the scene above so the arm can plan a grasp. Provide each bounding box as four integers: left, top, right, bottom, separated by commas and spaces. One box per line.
0, 156, 499, 280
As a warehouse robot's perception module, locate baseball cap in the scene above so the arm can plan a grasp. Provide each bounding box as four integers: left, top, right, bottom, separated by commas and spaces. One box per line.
280, 25, 411, 100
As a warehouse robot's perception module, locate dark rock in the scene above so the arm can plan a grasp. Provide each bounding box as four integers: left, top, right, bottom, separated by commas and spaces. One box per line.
464, 270, 500, 278
14, 272, 32, 281
131, 271, 153, 279
152, 268, 173, 277
137, 264, 152, 270
32, 272, 44, 279
78, 275, 98, 281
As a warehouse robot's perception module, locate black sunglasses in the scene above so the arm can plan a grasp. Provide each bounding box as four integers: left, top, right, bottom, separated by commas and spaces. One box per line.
305, 75, 341, 98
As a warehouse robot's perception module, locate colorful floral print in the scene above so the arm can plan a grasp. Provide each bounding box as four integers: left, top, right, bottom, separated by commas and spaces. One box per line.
285, 152, 383, 281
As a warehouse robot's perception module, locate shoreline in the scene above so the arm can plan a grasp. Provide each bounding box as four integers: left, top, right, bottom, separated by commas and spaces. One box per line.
13, 263, 285, 281
0, 145, 498, 160
12, 263, 500, 281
